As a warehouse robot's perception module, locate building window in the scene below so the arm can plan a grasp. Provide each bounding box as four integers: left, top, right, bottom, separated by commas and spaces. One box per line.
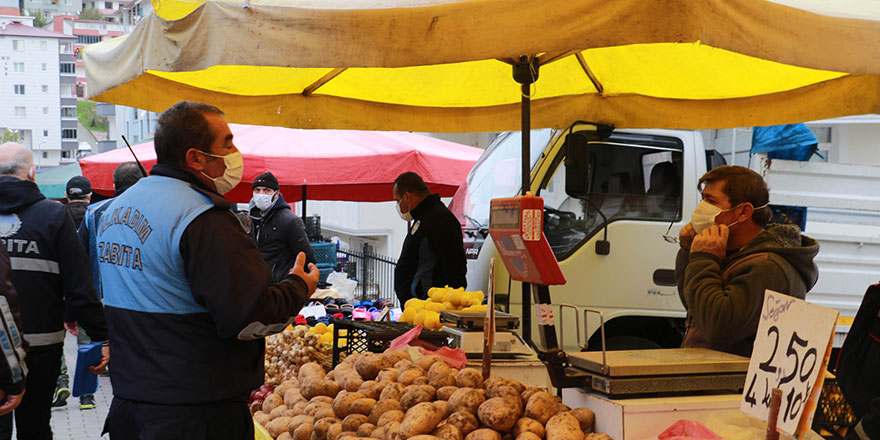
61, 150, 73, 159
104, 1, 112, 8
13, 62, 24, 72
60, 63, 75, 74
14, 107, 26, 118
59, 43, 72, 54
76, 35, 102, 44
43, 107, 49, 115
12, 40, 24, 51
62, 129, 77, 139
42, 85, 48, 93
61, 107, 77, 118
43, 130, 49, 137
40, 41, 47, 50
13, 84, 25, 95
41, 63, 47, 71
42, 152, 48, 159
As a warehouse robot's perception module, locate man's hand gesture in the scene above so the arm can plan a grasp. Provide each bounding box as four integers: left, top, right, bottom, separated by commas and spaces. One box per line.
289, 252, 320, 296
690, 224, 729, 259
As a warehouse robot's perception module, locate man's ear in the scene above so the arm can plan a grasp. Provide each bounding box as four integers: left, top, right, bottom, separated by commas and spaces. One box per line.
739, 203, 755, 222
184, 148, 207, 172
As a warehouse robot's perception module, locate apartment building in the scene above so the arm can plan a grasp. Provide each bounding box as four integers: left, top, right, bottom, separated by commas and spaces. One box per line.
1, 16, 77, 167
20, 0, 82, 21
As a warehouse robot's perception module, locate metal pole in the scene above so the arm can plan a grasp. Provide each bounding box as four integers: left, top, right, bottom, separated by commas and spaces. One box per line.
522, 84, 530, 196
361, 242, 368, 301
302, 185, 307, 222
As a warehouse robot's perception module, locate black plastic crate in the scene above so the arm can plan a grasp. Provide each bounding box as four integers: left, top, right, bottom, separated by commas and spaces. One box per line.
331, 320, 449, 367
305, 215, 322, 241
812, 377, 858, 438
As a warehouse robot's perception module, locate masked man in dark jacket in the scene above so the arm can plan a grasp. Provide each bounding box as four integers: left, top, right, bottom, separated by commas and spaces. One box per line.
249, 172, 316, 283
0, 142, 109, 439
675, 165, 819, 357
393, 172, 467, 305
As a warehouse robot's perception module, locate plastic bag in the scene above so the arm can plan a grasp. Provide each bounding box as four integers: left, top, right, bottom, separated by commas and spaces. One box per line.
657, 420, 722, 440
327, 272, 357, 300
390, 325, 467, 369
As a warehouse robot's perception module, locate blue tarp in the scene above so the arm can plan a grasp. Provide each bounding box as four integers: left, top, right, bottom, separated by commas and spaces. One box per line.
751, 123, 819, 161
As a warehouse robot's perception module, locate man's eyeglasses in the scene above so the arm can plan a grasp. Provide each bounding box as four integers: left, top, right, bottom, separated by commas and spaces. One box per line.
662, 221, 679, 244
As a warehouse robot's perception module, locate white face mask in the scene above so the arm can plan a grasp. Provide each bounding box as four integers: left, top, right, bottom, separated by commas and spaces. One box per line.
252, 193, 274, 211
198, 150, 243, 195
396, 199, 413, 222
691, 200, 769, 234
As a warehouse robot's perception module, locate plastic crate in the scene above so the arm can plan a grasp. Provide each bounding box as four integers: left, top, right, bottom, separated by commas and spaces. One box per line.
812, 377, 858, 437
331, 320, 449, 367
318, 264, 335, 285
305, 216, 322, 241
311, 242, 337, 266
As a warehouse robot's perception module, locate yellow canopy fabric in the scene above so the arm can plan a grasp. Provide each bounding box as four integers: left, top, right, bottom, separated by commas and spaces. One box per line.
84, 0, 880, 131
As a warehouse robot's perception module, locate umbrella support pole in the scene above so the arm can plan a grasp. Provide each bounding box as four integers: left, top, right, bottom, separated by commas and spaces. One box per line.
302, 185, 307, 222
512, 56, 540, 347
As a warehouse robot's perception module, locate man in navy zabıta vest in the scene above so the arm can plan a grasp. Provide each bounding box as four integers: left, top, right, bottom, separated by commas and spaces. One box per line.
99, 101, 320, 440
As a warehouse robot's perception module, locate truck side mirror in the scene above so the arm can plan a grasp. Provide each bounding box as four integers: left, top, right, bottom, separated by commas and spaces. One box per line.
564, 133, 592, 198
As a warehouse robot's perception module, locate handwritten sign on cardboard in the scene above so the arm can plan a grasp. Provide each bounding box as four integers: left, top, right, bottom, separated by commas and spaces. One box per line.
740, 290, 838, 436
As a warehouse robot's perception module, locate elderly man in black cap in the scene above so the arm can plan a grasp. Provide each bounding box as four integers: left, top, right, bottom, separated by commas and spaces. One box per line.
64, 176, 91, 228
249, 172, 316, 282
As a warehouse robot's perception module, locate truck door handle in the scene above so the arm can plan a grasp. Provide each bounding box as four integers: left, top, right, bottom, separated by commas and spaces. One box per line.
653, 269, 676, 286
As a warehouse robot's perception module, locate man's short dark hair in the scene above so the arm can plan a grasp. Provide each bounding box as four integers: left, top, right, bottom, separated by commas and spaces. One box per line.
113, 161, 144, 190
699, 165, 772, 227
394, 172, 430, 197
154, 101, 224, 166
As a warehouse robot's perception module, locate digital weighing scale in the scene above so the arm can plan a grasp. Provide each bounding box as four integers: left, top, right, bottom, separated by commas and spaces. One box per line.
441, 310, 533, 358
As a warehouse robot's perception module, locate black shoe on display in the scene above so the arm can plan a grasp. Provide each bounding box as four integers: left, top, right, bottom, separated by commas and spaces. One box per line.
80, 394, 96, 410
51, 381, 70, 407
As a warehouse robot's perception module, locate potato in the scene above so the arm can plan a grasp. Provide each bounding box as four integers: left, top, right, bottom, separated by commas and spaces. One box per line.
326, 422, 344, 440
383, 348, 411, 365
336, 366, 365, 392
398, 366, 426, 385
512, 418, 545, 439
377, 368, 399, 383
478, 397, 521, 432
302, 380, 341, 400
359, 380, 377, 393
254, 411, 271, 427
314, 406, 337, 421
333, 391, 366, 418
271, 405, 290, 419
299, 363, 326, 382
350, 398, 377, 416
413, 376, 429, 385
305, 402, 331, 417
445, 411, 480, 436
484, 377, 526, 394
368, 399, 403, 425
432, 423, 464, 440
430, 372, 458, 389
383, 421, 401, 440
289, 415, 315, 429
520, 388, 542, 404
409, 436, 442, 440
392, 402, 445, 440
325, 371, 336, 381
401, 385, 437, 410
516, 433, 542, 440
379, 382, 406, 401
569, 408, 595, 432
311, 396, 335, 405
363, 380, 392, 400
394, 359, 413, 369
525, 392, 561, 425
292, 401, 309, 416
371, 425, 387, 440
267, 417, 294, 438
448, 388, 486, 416
487, 386, 523, 410
250, 401, 262, 416
282, 408, 300, 418
335, 432, 356, 440
465, 428, 502, 440
376, 410, 405, 427
356, 353, 393, 380
342, 414, 369, 432
456, 369, 483, 389
545, 412, 583, 440
278, 432, 293, 440
427, 362, 454, 379
357, 423, 377, 437
437, 386, 459, 401
286, 388, 306, 407
314, 418, 341, 440
415, 355, 444, 371
264, 394, 285, 413
274, 381, 293, 399
584, 434, 612, 440
433, 400, 451, 418
292, 424, 313, 440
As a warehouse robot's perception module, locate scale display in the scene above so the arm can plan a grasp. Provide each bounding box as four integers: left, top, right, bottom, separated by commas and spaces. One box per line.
489, 195, 566, 285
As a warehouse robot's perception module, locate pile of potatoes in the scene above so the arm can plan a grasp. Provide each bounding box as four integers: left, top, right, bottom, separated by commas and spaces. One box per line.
254, 348, 612, 440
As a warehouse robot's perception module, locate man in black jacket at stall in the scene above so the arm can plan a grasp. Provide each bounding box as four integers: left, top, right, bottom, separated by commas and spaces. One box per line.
0, 142, 109, 439
393, 172, 467, 305
249, 172, 316, 282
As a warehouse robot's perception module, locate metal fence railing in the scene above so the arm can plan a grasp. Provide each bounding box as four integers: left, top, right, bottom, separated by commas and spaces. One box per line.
337, 244, 398, 307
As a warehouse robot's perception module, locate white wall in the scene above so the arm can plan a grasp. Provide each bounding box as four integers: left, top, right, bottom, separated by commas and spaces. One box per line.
835, 123, 880, 166
0, 33, 64, 167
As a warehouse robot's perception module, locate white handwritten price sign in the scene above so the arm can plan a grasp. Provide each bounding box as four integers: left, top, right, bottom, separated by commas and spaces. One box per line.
741, 290, 838, 437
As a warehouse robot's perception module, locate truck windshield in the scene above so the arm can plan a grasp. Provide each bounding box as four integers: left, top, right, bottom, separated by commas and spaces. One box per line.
452, 130, 553, 229
541, 137, 684, 259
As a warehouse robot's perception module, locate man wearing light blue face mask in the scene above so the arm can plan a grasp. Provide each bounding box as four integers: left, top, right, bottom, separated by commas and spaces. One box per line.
674, 165, 819, 356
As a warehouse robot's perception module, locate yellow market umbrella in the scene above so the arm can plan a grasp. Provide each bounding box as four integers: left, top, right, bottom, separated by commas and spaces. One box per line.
84, 0, 880, 133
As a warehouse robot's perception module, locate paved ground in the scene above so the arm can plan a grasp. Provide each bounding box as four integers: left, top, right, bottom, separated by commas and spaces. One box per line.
43, 333, 112, 439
